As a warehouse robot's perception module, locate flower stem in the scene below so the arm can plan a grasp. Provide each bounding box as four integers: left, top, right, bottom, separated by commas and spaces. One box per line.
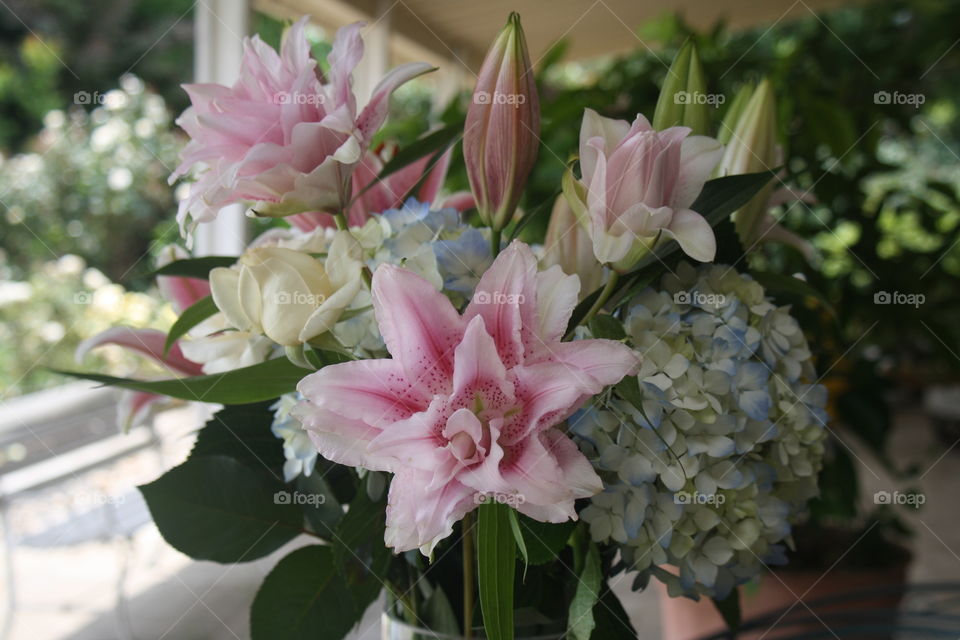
490, 228, 502, 258
462, 512, 475, 640
333, 211, 349, 230
582, 271, 619, 326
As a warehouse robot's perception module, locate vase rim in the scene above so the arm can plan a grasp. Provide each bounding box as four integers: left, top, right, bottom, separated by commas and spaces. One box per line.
380, 612, 565, 639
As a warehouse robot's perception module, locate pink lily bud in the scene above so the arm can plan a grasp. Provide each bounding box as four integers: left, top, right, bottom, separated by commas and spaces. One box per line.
463, 12, 540, 231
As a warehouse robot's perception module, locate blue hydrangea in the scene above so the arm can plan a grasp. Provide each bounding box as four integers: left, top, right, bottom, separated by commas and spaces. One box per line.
574, 263, 828, 599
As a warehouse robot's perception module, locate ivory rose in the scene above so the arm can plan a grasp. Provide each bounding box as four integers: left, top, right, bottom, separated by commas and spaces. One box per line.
209, 231, 362, 346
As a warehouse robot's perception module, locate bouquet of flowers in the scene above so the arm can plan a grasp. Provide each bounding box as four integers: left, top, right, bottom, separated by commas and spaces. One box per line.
70, 14, 829, 639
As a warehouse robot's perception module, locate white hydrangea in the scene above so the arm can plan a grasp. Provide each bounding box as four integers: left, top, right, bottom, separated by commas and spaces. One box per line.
573, 263, 827, 599
272, 394, 318, 482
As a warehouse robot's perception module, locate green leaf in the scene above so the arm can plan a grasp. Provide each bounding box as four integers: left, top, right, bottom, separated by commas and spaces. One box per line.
332, 489, 391, 613
507, 508, 529, 579
711, 589, 741, 632
296, 471, 344, 537
56, 356, 312, 404
695, 171, 778, 226
592, 587, 637, 639
250, 546, 358, 640
477, 502, 516, 640
153, 256, 236, 278
164, 295, 218, 354
424, 586, 460, 636
138, 455, 302, 563
517, 515, 575, 565
588, 313, 626, 340
190, 402, 285, 478
633, 171, 776, 271
357, 124, 461, 199
751, 271, 837, 319
567, 540, 602, 640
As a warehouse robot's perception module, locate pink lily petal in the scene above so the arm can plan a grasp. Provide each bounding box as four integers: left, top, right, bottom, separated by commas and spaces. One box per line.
296, 358, 429, 428
385, 468, 477, 556
463, 240, 538, 368
356, 62, 435, 143
372, 263, 464, 395
76, 327, 203, 378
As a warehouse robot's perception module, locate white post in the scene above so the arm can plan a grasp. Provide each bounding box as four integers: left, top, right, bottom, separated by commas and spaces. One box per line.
355, 0, 392, 108
191, 0, 249, 256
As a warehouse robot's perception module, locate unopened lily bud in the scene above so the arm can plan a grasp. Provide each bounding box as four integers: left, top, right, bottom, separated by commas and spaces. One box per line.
542, 195, 604, 297
463, 12, 540, 231
718, 79, 777, 246
716, 84, 754, 146
653, 41, 710, 135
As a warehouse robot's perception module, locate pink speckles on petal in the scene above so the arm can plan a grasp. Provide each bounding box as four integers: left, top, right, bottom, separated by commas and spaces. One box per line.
295, 240, 639, 554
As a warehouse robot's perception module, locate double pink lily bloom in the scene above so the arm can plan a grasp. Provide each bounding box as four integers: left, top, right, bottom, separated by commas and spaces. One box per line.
295, 241, 639, 554
170, 18, 433, 232
578, 108, 724, 268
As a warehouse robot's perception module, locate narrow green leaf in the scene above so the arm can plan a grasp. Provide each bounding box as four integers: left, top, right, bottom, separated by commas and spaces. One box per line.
250, 546, 358, 640
711, 589, 742, 632
567, 541, 602, 640
354, 124, 461, 202
153, 256, 236, 278
138, 455, 302, 563
477, 502, 515, 640
55, 356, 312, 404
164, 295, 218, 354
507, 508, 529, 579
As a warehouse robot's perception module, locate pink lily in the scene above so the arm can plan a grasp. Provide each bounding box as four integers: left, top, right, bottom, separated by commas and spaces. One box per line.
294, 241, 639, 554
156, 245, 211, 313
170, 17, 434, 232
576, 108, 724, 269
75, 327, 205, 430
288, 145, 471, 231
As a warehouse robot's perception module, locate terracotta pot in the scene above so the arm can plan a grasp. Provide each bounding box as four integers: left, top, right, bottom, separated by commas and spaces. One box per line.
658, 564, 908, 639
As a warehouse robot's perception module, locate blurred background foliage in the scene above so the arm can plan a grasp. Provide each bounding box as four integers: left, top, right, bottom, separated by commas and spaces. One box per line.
0, 1, 957, 539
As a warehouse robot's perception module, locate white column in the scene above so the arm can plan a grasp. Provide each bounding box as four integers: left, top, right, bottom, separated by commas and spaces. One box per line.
191, 0, 249, 256
354, 0, 392, 108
